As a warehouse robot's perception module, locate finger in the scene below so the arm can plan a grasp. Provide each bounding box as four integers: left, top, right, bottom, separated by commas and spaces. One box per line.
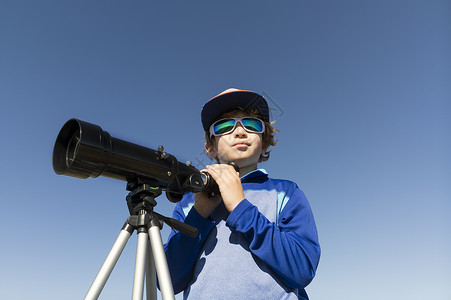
208, 170, 239, 189
205, 167, 229, 185
207, 164, 236, 175
206, 164, 236, 181
205, 165, 223, 181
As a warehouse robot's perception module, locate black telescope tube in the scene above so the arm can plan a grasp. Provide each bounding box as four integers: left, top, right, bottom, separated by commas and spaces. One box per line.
52, 119, 202, 194
53, 119, 238, 203
53, 119, 170, 183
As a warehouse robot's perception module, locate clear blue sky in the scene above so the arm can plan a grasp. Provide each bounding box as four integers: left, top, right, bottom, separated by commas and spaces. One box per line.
1, 1, 450, 299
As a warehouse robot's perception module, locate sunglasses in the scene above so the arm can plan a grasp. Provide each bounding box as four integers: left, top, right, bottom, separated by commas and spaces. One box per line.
209, 117, 265, 136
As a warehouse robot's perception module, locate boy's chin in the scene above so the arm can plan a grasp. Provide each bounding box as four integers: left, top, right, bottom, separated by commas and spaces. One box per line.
218, 157, 258, 170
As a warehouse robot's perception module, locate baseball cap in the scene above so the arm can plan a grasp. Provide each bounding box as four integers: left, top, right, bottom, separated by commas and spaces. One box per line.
201, 88, 270, 131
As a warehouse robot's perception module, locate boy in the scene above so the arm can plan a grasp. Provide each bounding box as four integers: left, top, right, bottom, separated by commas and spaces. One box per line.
164, 88, 320, 299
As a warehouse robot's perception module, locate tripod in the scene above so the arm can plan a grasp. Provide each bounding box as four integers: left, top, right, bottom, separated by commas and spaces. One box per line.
84, 179, 198, 300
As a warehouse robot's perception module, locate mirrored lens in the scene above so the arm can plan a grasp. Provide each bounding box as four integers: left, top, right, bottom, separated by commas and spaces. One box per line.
213, 119, 236, 135
242, 118, 263, 132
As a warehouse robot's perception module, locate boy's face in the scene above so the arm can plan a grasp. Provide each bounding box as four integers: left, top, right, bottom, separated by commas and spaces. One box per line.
206, 112, 266, 170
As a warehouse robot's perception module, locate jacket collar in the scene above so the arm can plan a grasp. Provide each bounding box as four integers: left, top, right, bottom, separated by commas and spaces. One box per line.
240, 169, 268, 183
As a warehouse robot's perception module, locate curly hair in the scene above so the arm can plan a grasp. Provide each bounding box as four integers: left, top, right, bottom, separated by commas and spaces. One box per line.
204, 107, 278, 163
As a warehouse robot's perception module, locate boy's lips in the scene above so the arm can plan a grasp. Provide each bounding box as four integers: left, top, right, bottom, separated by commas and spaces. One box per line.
232, 142, 250, 147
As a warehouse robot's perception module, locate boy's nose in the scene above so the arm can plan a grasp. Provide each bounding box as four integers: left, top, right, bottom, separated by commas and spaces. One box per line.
234, 123, 247, 137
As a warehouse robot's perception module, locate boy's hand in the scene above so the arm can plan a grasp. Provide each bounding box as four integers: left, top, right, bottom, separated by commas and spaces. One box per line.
193, 189, 221, 219
205, 164, 245, 213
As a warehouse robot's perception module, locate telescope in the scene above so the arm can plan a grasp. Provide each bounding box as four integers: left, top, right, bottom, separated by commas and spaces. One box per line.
53, 118, 225, 202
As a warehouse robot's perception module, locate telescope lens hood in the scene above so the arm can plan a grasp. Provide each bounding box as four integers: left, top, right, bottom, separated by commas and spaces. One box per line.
53, 118, 111, 179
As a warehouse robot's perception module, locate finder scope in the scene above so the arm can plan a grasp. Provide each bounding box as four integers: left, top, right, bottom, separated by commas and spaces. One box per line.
52, 118, 228, 202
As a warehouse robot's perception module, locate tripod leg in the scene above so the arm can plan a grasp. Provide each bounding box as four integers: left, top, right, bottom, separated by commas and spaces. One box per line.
148, 223, 175, 300
84, 223, 134, 300
132, 229, 149, 300
146, 240, 157, 300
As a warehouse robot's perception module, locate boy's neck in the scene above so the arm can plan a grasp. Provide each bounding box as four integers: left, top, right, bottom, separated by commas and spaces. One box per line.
238, 164, 258, 178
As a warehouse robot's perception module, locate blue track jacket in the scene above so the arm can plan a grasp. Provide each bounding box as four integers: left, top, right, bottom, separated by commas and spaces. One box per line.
163, 169, 320, 299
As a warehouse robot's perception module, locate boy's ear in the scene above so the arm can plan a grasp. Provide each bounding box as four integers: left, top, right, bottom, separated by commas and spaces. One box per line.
205, 142, 217, 159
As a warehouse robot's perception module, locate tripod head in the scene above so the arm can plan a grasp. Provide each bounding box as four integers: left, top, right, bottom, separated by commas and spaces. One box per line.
125, 178, 198, 238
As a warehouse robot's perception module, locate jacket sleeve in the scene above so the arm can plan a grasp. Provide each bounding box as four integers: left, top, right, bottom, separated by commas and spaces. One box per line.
163, 195, 215, 293
225, 184, 320, 289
